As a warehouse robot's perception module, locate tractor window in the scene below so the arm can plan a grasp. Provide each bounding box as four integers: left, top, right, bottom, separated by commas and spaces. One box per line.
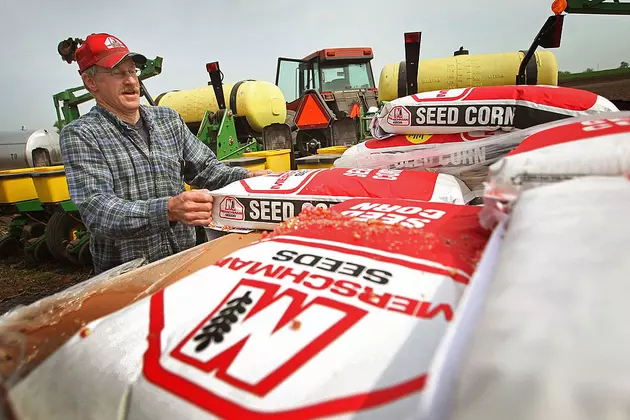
300, 62, 312, 90
276, 58, 305, 103
320, 62, 374, 91
299, 60, 319, 92
312, 62, 320, 90
301, 61, 320, 91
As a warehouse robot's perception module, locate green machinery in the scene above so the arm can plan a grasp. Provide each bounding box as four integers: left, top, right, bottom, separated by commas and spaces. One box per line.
0, 168, 86, 264
194, 62, 264, 161
0, 191, 48, 262
0, 167, 100, 265
154, 60, 287, 164
564, 0, 630, 14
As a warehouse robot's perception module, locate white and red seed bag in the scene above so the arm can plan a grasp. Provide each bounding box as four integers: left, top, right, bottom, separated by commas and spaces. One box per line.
485, 111, 630, 201
208, 168, 474, 230
334, 131, 503, 193
335, 124, 561, 194
371, 85, 618, 138
8, 199, 491, 420
479, 112, 630, 229
420, 176, 630, 420
334, 132, 497, 169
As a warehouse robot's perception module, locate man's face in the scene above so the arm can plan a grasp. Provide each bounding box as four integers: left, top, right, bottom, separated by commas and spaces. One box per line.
83, 58, 141, 114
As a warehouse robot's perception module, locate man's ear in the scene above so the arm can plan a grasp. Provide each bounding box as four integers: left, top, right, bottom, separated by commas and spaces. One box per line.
82, 72, 98, 93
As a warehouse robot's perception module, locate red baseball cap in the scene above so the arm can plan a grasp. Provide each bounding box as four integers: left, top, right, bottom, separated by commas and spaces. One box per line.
75, 33, 146, 74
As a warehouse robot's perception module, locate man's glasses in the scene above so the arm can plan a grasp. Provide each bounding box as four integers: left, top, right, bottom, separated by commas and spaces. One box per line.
97, 67, 142, 78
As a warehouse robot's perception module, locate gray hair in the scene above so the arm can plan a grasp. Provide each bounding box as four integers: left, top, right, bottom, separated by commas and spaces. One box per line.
82, 65, 98, 78
81, 65, 100, 93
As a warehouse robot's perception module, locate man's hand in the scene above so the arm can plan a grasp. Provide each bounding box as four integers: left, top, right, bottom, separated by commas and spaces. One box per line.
247, 169, 274, 178
168, 190, 214, 226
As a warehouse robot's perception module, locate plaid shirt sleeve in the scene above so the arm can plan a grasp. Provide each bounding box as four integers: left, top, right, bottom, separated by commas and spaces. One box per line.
176, 112, 250, 190
60, 123, 172, 240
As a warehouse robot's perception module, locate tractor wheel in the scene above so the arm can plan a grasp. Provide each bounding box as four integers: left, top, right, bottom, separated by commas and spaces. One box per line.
0, 235, 20, 259
285, 110, 299, 147
34, 239, 54, 264
285, 110, 297, 131
45, 213, 85, 263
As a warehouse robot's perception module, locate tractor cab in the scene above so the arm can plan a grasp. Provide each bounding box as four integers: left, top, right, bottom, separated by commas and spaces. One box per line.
274, 48, 379, 157
276, 48, 377, 103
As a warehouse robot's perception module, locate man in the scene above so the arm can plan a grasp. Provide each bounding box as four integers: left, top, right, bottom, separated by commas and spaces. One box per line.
60, 33, 271, 274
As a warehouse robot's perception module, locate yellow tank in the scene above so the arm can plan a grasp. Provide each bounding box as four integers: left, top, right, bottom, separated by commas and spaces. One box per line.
156, 80, 287, 133
30, 165, 70, 204
378, 50, 558, 102
0, 168, 39, 204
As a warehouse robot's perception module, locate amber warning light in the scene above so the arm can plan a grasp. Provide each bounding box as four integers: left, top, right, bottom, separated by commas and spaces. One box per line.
552, 0, 567, 15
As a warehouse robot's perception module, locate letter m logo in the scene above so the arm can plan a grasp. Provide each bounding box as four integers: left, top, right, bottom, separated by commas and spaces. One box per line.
143, 279, 367, 418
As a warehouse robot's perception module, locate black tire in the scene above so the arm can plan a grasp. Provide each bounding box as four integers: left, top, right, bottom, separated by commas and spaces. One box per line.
45, 213, 84, 262
285, 110, 297, 131
285, 110, 298, 146
34, 239, 54, 263
0, 235, 20, 259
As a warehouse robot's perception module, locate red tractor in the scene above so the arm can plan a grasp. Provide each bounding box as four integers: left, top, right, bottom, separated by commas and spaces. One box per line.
265, 47, 381, 158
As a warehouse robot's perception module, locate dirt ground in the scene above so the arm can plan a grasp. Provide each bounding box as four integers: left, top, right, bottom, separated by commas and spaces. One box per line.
0, 217, 93, 316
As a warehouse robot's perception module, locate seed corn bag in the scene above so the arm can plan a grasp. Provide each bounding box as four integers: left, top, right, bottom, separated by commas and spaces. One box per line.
422, 176, 630, 420
371, 85, 618, 138
208, 168, 474, 230
8, 200, 491, 420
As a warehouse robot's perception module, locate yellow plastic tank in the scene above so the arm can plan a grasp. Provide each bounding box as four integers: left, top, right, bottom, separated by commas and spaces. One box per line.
156, 80, 287, 133
378, 50, 559, 101
243, 149, 291, 172
30, 165, 71, 204
0, 168, 39, 204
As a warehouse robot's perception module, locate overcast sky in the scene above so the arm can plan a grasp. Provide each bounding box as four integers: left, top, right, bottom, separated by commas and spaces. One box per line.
2, 0, 629, 130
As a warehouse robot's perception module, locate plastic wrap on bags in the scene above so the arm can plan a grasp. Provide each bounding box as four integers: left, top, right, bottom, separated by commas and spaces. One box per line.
420, 176, 630, 420
480, 112, 630, 228
338, 124, 554, 193
208, 168, 474, 231
371, 85, 618, 138
0, 258, 146, 389
334, 132, 496, 167
7, 202, 491, 420
486, 111, 630, 198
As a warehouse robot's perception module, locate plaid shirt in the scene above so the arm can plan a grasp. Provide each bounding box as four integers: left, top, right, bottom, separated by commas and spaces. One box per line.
60, 103, 249, 274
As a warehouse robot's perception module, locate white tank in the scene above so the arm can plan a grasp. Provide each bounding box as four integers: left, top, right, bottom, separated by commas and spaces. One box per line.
0, 127, 63, 170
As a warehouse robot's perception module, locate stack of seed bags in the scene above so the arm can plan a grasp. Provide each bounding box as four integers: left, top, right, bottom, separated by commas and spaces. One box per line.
335, 85, 618, 194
